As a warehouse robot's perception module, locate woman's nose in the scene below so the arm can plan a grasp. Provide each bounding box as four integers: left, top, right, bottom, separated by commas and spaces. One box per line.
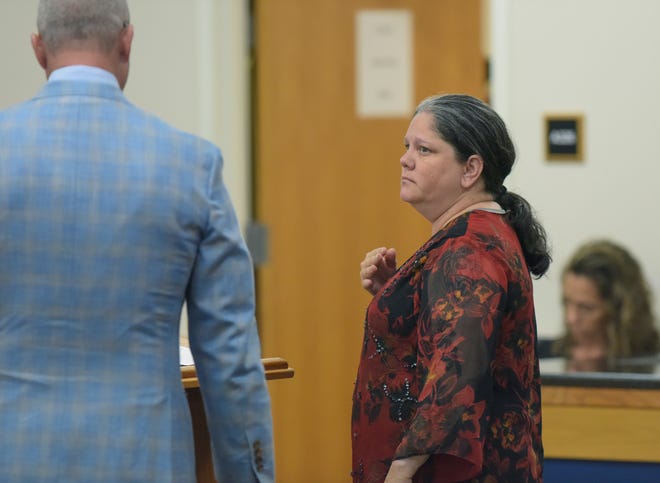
565, 304, 579, 327
400, 150, 413, 168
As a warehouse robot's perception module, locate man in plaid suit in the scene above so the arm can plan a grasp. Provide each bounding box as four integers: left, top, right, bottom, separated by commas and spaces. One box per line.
0, 1, 274, 481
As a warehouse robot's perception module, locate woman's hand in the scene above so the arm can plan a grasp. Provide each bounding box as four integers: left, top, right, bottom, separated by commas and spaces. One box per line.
359, 247, 397, 295
384, 455, 429, 482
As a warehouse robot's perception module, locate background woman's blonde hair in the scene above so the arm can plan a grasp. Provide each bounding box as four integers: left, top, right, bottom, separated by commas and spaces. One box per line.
559, 239, 659, 358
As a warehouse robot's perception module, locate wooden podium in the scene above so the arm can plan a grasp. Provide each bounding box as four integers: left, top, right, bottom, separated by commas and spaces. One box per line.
181, 358, 294, 483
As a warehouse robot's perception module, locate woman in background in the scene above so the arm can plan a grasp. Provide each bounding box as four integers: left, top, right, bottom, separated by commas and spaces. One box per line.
352, 94, 550, 483
557, 239, 659, 371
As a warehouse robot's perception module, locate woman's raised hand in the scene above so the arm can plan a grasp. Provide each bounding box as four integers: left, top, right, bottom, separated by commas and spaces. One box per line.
359, 247, 397, 296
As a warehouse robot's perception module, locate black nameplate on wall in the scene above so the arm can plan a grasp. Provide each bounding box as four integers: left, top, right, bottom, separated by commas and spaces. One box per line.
545, 114, 584, 161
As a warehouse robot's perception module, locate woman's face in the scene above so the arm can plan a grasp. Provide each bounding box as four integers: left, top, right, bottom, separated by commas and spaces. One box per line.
561, 272, 609, 346
400, 112, 464, 222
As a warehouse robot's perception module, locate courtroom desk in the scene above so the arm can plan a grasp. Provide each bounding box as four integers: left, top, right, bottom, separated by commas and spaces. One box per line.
540, 357, 660, 482
182, 358, 294, 483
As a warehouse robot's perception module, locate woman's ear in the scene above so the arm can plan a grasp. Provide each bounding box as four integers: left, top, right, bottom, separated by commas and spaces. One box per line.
461, 154, 484, 189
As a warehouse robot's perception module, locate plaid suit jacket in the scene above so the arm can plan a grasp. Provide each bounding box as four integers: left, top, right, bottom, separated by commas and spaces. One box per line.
0, 77, 273, 482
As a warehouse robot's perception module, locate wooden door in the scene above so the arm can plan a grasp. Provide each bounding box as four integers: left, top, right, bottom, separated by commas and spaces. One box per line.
253, 1, 484, 481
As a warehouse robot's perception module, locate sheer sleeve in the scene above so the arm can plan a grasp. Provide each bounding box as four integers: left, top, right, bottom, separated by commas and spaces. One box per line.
394, 239, 507, 481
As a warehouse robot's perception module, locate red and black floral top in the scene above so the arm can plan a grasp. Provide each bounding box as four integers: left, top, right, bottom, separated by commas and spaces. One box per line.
351, 210, 543, 483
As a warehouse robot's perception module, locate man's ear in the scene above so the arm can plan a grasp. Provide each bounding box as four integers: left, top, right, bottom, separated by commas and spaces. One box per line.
118, 24, 134, 63
31, 33, 48, 71
461, 154, 484, 189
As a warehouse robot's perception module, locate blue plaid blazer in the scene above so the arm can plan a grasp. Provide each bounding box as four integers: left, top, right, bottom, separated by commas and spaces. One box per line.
0, 78, 273, 482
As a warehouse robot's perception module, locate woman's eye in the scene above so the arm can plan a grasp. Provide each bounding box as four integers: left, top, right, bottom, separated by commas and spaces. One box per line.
419, 146, 430, 153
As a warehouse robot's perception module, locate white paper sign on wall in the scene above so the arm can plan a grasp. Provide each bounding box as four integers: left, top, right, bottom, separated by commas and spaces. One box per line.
355, 9, 413, 118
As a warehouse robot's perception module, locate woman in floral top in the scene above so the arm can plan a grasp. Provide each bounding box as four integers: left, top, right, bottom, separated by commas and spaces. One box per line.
352, 94, 550, 483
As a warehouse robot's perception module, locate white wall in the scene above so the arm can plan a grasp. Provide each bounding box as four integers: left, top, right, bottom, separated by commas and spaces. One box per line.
0, 2, 44, 106
491, 0, 660, 338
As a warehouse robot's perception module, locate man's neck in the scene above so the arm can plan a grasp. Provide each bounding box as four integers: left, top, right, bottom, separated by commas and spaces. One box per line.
45, 51, 118, 81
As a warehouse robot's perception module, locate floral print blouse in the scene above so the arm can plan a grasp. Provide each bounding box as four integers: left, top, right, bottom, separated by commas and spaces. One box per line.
351, 210, 543, 483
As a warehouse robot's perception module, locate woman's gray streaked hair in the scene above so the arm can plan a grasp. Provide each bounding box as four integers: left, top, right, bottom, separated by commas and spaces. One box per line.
414, 94, 515, 195
37, 0, 130, 53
